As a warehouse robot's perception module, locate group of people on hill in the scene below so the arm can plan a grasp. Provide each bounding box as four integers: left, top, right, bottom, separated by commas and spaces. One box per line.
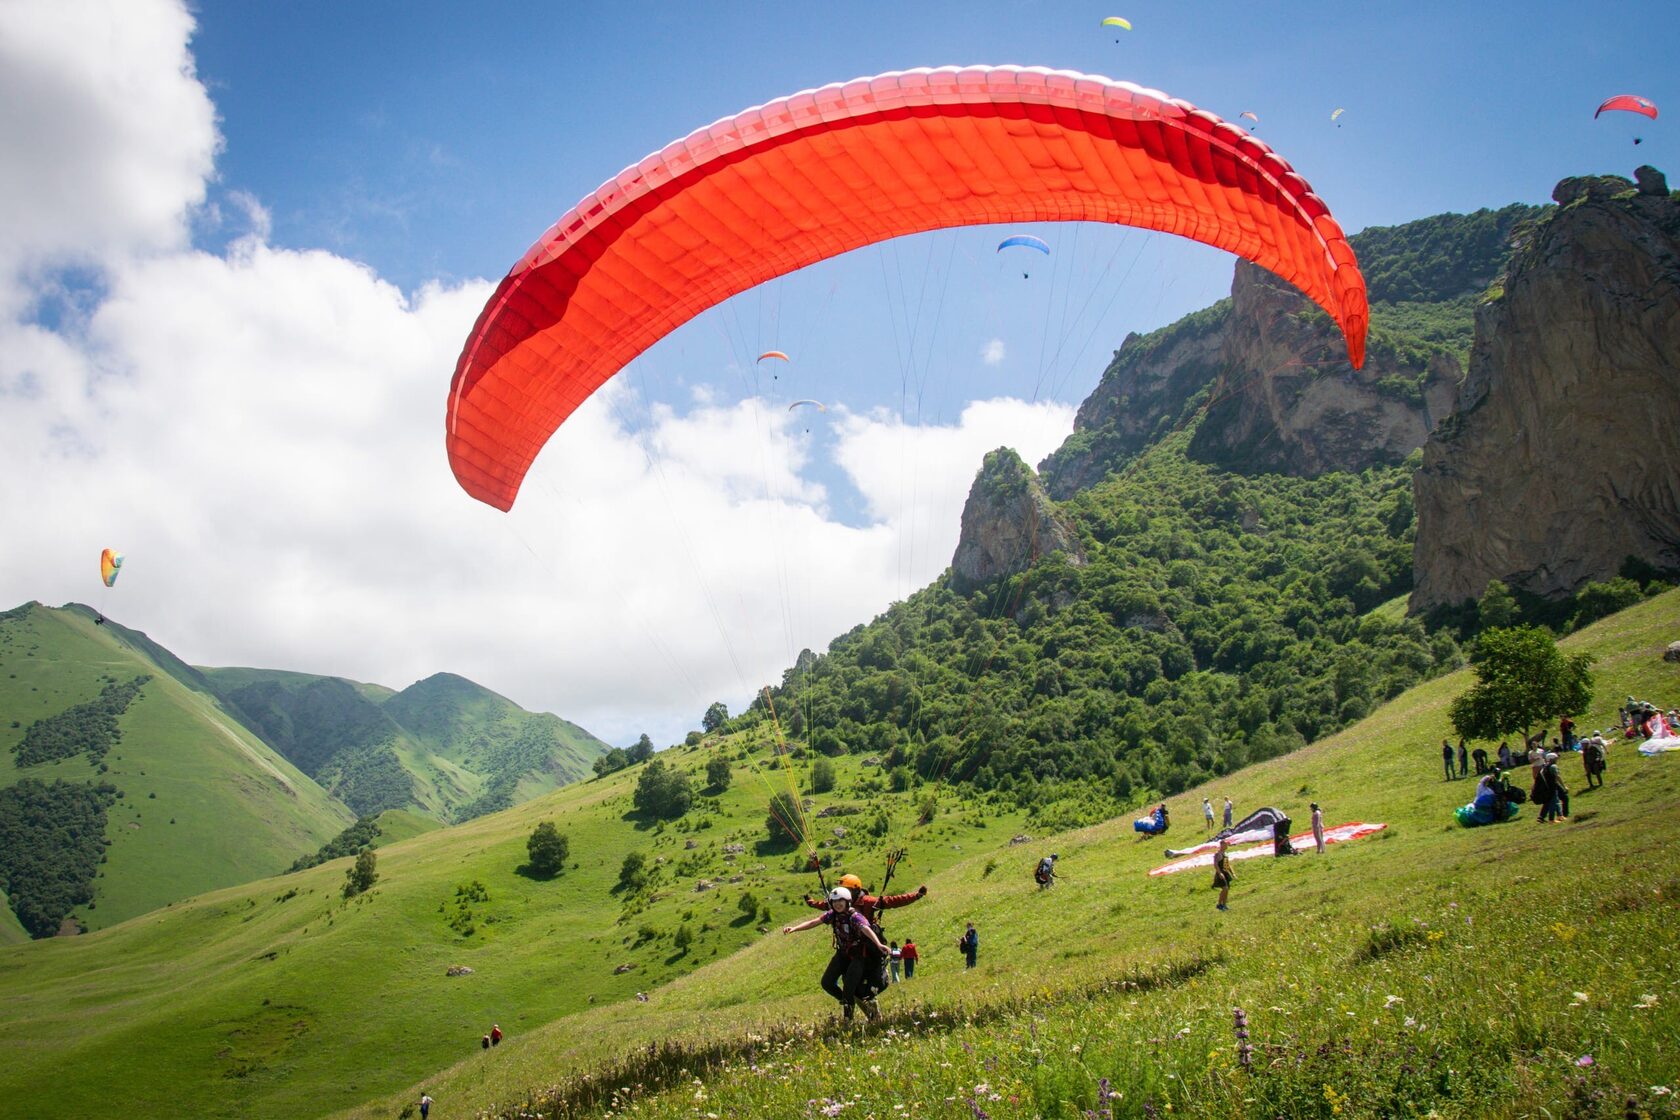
1621, 696, 1677, 738
1450, 707, 1666, 826
782, 874, 929, 1021
1201, 795, 1235, 831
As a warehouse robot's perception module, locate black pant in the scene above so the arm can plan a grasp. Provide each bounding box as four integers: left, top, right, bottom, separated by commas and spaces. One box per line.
820, 951, 870, 1017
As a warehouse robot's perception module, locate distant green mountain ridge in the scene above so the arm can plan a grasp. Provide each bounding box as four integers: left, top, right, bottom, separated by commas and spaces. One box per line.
197, 667, 612, 822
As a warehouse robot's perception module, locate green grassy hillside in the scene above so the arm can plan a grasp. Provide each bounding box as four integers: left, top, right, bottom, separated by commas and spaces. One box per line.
198, 667, 612, 821
0, 593, 1674, 1119
0, 605, 354, 934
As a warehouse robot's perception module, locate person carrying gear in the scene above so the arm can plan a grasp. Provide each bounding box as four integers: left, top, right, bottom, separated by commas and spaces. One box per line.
805, 873, 927, 997
1034, 854, 1058, 889
782, 887, 889, 1021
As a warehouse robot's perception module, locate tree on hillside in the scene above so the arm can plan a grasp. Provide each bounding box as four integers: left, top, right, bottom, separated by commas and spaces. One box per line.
592, 746, 629, 777
1476, 580, 1519, 631
765, 791, 803, 847
343, 849, 378, 898
809, 757, 836, 794
525, 821, 570, 878
703, 702, 729, 733
632, 759, 692, 820
705, 755, 731, 792
618, 850, 647, 891
627, 734, 656, 765
1449, 625, 1594, 743
673, 923, 694, 955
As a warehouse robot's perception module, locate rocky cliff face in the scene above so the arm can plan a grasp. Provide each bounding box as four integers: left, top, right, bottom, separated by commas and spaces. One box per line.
1185, 262, 1460, 475
1039, 206, 1541, 497
951, 448, 1084, 592
1411, 169, 1680, 611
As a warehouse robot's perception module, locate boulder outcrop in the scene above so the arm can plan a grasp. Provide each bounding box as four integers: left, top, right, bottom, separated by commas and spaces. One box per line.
951, 448, 1084, 592
1411, 170, 1680, 611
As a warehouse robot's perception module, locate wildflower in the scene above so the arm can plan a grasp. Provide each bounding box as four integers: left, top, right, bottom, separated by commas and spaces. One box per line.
1571, 992, 1589, 1005
1384, 995, 1404, 1008
1576, 1055, 1595, 1067
1635, 994, 1659, 1010
1651, 1086, 1671, 1096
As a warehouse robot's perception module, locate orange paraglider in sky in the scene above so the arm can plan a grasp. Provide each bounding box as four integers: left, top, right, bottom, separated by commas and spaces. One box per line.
446, 66, 1368, 511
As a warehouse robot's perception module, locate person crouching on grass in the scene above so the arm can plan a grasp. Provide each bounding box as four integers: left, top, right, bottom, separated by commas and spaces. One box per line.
783, 887, 889, 1021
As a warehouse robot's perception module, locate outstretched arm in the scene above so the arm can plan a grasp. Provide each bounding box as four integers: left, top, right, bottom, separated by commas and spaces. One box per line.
876, 886, 928, 909
782, 915, 826, 935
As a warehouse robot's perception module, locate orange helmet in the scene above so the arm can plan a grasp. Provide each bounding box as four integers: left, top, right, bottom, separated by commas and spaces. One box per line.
838, 874, 864, 891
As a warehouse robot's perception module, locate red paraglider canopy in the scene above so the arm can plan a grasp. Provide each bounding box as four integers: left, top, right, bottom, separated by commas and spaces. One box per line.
448, 65, 1369, 511
1595, 94, 1659, 120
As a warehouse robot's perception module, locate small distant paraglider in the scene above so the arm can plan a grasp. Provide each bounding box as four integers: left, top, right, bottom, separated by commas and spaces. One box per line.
1596, 94, 1658, 145
1331, 108, 1346, 127
756, 350, 790, 363
1240, 111, 1260, 131
997, 233, 1050, 278
97, 548, 123, 625
1101, 16, 1132, 41
787, 400, 827, 413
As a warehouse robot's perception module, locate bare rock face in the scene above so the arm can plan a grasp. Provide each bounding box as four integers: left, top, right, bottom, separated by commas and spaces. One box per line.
1411, 171, 1680, 612
1186, 262, 1460, 475
951, 448, 1084, 593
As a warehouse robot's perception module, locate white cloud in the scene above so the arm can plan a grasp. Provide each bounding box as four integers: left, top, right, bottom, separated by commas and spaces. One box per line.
0, 0, 216, 313
0, 1, 1079, 748
981, 338, 1006, 366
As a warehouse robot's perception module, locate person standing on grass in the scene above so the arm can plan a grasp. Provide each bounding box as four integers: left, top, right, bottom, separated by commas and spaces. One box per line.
1222, 796, 1234, 829
1311, 803, 1326, 854
1537, 753, 1564, 823
1213, 839, 1234, 910
959, 922, 978, 968
900, 938, 918, 979
1456, 739, 1468, 778
1203, 797, 1216, 830
888, 941, 902, 984
783, 886, 889, 1022
490, 1024, 502, 1046
1583, 734, 1607, 789
420, 1093, 433, 1119
1442, 739, 1455, 780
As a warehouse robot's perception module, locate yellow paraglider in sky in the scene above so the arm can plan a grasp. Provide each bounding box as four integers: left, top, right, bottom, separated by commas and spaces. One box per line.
1101, 16, 1132, 35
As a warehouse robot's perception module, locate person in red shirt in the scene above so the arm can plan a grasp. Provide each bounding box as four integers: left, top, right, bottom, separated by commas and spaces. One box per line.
899, 938, 919, 979
490, 1024, 502, 1046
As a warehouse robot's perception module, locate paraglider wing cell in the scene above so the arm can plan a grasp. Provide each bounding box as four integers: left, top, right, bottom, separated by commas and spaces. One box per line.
100, 549, 124, 588
447, 65, 1369, 511
1595, 94, 1658, 120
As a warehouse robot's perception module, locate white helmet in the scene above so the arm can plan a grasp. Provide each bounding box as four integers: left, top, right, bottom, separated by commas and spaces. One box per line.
827, 887, 853, 904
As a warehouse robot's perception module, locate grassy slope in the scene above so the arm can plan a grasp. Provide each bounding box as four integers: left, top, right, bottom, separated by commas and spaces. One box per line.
337, 590, 1680, 1120
371, 808, 443, 846
0, 702, 1022, 1119
202, 666, 398, 706
0, 593, 1672, 1119
0, 606, 354, 931
0, 891, 28, 944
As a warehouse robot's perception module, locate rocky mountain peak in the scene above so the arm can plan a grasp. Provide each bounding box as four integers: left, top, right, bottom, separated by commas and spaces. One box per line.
1412, 168, 1680, 611
950, 448, 1084, 593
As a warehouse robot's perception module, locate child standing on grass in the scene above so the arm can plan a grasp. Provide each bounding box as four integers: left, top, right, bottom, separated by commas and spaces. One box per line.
1213, 839, 1233, 910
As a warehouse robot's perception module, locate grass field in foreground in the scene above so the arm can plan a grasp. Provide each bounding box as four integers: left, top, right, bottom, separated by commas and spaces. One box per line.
338, 590, 1680, 1120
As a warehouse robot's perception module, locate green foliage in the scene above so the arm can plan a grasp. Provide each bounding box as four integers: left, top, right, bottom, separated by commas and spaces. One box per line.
703, 702, 729, 733
1478, 579, 1519, 630
445, 879, 489, 936
672, 923, 694, 954
808, 757, 835, 795
317, 744, 414, 818
593, 746, 630, 777
618, 851, 647, 891
632, 760, 692, 820
627, 734, 656, 765
0, 779, 118, 937
1449, 625, 1595, 741
757, 439, 1452, 821
736, 892, 758, 919
13, 675, 150, 767
704, 755, 731, 792
525, 821, 569, 878
765, 792, 802, 847
341, 849, 378, 899
1350, 204, 1548, 304
1568, 577, 1646, 632
289, 816, 383, 872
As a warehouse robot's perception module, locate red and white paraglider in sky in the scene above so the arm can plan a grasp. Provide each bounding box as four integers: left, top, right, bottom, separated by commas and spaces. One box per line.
445, 66, 1370, 512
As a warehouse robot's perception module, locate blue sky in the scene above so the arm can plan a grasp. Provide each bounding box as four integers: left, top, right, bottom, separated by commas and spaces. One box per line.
1, 0, 1673, 744
187, 0, 1676, 526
